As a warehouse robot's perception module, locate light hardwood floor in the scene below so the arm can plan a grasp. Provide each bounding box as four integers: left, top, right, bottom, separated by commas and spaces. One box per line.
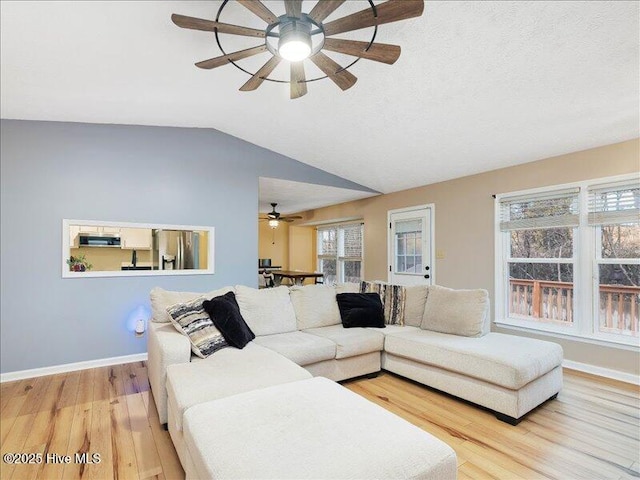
1, 364, 638, 480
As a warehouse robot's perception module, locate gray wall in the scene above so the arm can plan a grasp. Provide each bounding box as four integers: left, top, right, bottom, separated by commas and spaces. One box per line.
0, 120, 374, 374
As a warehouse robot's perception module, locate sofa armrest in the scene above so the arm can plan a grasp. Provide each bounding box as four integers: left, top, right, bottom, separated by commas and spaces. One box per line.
147, 321, 191, 425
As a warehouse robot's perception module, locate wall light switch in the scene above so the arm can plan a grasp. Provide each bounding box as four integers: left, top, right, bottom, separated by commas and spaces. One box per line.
436, 249, 446, 260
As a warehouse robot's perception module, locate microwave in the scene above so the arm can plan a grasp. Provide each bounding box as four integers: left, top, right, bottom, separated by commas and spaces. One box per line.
79, 233, 121, 247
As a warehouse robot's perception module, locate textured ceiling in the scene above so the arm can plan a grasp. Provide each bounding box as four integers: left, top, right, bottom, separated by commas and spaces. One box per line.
1, 1, 638, 194
259, 177, 378, 214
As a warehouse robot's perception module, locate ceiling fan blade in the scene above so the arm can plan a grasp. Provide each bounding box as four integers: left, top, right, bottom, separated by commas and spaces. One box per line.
171, 14, 266, 38
323, 0, 424, 37
237, 0, 278, 24
196, 45, 268, 70
240, 56, 282, 91
309, 52, 357, 91
282, 216, 303, 221
308, 0, 346, 23
322, 38, 401, 65
284, 0, 303, 18
290, 62, 308, 99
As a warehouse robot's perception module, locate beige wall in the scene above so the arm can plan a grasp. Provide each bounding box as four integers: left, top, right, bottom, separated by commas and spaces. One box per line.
288, 225, 317, 284
293, 139, 640, 375
258, 220, 290, 270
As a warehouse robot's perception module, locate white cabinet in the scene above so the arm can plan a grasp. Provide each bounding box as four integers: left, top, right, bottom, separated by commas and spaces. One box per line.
121, 228, 152, 250
77, 225, 121, 234
69, 225, 81, 248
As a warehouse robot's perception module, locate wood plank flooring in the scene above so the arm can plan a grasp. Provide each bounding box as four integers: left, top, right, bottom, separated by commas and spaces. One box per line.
1, 365, 638, 479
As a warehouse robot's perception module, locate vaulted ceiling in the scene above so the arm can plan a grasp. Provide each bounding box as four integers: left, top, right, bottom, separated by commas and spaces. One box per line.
1, 1, 638, 194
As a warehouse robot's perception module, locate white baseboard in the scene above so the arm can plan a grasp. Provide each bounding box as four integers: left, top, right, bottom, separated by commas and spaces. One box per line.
563, 359, 639, 386
0, 353, 148, 383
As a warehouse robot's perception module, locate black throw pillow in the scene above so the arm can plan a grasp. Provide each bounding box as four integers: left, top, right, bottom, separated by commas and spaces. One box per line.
202, 292, 255, 349
336, 293, 386, 328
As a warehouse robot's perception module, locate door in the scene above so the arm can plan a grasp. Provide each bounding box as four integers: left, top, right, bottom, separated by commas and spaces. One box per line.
388, 205, 433, 285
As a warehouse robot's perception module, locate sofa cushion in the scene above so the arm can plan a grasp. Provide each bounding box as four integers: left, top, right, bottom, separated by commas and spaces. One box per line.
254, 331, 337, 366
202, 292, 255, 349
369, 325, 420, 336
166, 296, 228, 358
420, 285, 490, 337
167, 343, 311, 431
361, 281, 406, 325
150, 286, 233, 323
404, 285, 429, 327
183, 377, 457, 480
290, 284, 341, 330
384, 330, 563, 390
336, 293, 386, 328
304, 325, 384, 359
235, 285, 297, 336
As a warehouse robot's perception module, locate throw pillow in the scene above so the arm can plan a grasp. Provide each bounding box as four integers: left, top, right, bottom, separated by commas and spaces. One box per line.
234, 285, 298, 336
336, 293, 386, 328
404, 285, 429, 327
420, 285, 490, 337
335, 283, 361, 294
202, 292, 255, 349
360, 281, 406, 326
289, 284, 341, 330
167, 296, 228, 358
150, 286, 234, 323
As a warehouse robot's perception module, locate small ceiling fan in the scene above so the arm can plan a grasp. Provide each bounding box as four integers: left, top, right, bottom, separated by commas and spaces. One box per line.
171, 0, 425, 99
260, 203, 302, 227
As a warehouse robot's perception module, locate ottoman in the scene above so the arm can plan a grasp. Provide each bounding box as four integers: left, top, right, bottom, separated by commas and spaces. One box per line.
166, 343, 312, 465
182, 377, 458, 479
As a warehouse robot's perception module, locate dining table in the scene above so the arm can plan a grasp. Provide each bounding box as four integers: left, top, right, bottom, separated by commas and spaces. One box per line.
271, 270, 324, 286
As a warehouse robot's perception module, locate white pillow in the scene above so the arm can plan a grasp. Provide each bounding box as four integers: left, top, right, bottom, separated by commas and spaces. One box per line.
150, 286, 233, 323
404, 285, 429, 327
290, 284, 341, 330
235, 285, 297, 336
420, 285, 489, 337
335, 283, 360, 294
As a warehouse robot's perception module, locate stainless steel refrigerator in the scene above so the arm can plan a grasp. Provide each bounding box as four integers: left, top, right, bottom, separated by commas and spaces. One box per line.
153, 230, 200, 270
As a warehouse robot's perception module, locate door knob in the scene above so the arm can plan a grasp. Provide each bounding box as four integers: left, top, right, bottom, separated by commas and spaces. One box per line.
425, 266, 430, 271
424, 274, 430, 279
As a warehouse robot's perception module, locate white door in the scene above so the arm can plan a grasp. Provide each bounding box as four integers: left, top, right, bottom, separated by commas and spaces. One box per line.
388, 205, 433, 285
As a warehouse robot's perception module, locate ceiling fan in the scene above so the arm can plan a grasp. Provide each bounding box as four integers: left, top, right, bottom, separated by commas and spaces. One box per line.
171, 0, 425, 99
260, 203, 302, 228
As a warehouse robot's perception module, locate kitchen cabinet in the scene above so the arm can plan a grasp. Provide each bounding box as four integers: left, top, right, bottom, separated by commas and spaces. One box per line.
69, 225, 81, 248
120, 227, 153, 250
77, 225, 121, 234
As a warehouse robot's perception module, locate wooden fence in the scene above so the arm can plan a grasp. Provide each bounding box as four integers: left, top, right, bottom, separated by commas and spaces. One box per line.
509, 279, 639, 334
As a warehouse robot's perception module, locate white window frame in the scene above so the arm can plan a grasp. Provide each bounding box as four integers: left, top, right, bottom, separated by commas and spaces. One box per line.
494, 173, 639, 349
317, 222, 364, 284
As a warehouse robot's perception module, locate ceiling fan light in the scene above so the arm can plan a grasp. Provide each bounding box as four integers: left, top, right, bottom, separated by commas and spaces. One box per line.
268, 219, 280, 229
278, 21, 312, 62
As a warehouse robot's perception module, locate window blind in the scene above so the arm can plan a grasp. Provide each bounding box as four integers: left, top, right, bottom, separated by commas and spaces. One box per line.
395, 219, 422, 234
588, 180, 640, 226
340, 223, 363, 258
499, 188, 580, 231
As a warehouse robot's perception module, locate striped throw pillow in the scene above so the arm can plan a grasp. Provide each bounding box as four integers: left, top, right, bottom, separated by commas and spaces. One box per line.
167, 296, 228, 358
360, 281, 406, 326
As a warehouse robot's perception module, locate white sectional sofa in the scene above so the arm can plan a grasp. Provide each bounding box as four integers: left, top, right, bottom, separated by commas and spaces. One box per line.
148, 282, 563, 479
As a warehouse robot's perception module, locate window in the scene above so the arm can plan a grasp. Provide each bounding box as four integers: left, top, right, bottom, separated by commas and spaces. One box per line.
317, 223, 363, 285
495, 175, 639, 346
395, 219, 422, 274
589, 182, 640, 341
